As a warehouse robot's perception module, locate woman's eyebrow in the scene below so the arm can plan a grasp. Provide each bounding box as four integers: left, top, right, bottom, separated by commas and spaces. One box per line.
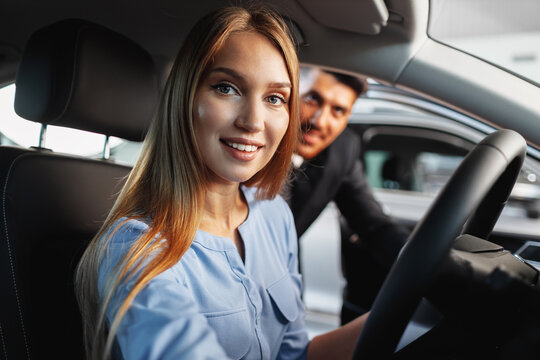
209, 67, 291, 89
268, 81, 292, 89
209, 67, 244, 80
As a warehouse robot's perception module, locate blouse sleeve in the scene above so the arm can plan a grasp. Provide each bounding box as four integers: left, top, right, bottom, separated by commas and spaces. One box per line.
276, 198, 311, 359
98, 219, 231, 360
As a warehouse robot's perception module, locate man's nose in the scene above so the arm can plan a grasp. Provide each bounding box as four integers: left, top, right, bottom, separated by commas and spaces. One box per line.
310, 106, 330, 128
235, 98, 265, 132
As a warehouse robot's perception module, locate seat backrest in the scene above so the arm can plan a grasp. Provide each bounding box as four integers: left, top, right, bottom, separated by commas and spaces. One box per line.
0, 19, 158, 359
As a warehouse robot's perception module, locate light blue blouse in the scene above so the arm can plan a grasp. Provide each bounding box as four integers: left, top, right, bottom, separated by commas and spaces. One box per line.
98, 187, 310, 359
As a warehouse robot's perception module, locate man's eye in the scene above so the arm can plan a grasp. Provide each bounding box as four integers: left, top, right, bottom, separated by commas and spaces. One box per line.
302, 94, 319, 106
267, 95, 287, 105
334, 107, 345, 116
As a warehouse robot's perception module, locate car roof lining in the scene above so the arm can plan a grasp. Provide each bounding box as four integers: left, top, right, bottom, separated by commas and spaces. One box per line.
1, 0, 540, 151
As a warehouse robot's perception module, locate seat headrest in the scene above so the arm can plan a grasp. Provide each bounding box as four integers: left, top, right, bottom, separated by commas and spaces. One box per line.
14, 19, 158, 142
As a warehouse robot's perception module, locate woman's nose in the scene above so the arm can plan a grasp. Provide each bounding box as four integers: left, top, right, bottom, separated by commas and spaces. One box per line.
235, 98, 265, 132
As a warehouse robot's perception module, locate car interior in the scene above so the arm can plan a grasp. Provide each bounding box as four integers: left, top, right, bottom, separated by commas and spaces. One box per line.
0, 19, 158, 359
1, 0, 540, 359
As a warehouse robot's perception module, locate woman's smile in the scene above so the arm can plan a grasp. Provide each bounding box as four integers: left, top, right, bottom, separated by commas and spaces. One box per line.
220, 138, 263, 161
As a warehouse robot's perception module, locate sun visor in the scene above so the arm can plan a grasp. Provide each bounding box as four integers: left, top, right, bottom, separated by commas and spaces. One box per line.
296, 0, 388, 35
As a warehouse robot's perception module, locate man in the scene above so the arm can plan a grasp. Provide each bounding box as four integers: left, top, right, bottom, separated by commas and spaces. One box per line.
287, 67, 410, 324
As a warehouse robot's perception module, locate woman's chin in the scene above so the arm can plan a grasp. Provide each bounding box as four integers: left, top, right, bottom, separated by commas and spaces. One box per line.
206, 169, 258, 186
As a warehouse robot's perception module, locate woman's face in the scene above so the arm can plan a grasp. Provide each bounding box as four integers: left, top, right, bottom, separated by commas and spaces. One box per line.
194, 31, 291, 185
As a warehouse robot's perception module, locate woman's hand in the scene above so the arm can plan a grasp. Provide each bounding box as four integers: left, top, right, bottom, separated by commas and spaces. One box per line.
307, 312, 369, 360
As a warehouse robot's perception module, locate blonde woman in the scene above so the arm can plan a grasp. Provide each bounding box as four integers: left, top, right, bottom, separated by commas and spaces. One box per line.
76, 6, 367, 360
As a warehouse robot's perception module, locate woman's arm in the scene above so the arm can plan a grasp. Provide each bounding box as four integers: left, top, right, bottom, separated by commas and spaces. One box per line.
99, 219, 230, 360
307, 312, 368, 360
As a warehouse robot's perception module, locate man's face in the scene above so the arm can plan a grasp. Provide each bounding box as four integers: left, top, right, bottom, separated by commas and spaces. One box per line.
296, 71, 357, 159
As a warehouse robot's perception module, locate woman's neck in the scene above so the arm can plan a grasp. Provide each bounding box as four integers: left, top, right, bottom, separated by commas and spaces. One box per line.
199, 182, 248, 237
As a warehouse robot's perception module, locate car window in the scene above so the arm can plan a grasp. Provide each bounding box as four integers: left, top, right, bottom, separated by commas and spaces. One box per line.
365, 150, 463, 195
364, 136, 540, 197
0, 84, 142, 164
348, 86, 540, 219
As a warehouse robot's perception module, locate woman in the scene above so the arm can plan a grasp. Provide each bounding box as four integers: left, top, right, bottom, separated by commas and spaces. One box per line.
76, 6, 366, 360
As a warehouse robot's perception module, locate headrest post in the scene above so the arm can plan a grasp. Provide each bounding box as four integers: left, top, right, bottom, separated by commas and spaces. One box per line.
102, 135, 110, 160
38, 123, 47, 148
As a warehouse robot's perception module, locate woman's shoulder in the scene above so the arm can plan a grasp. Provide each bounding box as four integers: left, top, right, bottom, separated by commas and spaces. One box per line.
103, 216, 151, 245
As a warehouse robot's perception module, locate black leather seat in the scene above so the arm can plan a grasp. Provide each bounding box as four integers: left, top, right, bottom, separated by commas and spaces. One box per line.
0, 19, 158, 359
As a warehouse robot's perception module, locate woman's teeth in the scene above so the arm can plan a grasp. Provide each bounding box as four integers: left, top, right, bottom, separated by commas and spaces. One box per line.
227, 142, 259, 152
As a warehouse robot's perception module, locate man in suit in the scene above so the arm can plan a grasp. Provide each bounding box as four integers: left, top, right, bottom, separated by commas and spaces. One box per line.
288, 67, 410, 324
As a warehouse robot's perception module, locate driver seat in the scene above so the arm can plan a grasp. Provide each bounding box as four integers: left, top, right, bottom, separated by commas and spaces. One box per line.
0, 19, 158, 359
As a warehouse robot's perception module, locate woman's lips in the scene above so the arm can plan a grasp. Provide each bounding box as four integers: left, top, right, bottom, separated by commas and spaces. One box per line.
220, 139, 263, 161
225, 141, 259, 152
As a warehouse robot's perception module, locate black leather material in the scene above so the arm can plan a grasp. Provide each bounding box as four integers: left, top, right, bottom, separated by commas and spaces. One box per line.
0, 149, 130, 359
0, 146, 36, 360
14, 19, 158, 141
1, 19, 157, 359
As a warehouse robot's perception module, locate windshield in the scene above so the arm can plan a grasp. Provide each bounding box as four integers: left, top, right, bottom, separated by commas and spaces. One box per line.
428, 0, 540, 86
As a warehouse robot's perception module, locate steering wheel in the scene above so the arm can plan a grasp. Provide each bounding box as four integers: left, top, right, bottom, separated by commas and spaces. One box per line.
353, 129, 527, 359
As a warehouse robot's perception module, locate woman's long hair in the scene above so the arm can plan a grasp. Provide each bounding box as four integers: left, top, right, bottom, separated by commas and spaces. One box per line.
75, 5, 299, 360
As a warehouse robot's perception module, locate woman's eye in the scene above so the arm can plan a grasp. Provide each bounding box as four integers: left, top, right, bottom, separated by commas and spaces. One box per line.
267, 95, 287, 105
212, 83, 236, 95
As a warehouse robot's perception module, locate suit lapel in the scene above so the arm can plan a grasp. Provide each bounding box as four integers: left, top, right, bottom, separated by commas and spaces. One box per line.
291, 149, 337, 236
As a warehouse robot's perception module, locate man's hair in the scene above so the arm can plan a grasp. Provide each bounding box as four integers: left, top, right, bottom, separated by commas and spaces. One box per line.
324, 70, 368, 97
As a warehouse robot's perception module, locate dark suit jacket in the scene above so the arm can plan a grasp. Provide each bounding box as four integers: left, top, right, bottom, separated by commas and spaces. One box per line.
288, 128, 409, 269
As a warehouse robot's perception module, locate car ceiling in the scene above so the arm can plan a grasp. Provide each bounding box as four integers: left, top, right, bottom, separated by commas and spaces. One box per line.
0, 0, 419, 80
1, 0, 540, 148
